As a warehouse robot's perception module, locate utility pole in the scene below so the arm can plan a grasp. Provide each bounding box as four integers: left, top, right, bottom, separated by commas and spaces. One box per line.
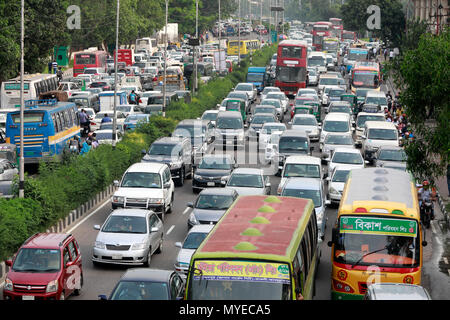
112, 0, 119, 149
238, 0, 241, 65
194, 0, 199, 92
19, 0, 24, 198
219, 0, 222, 75
163, 0, 168, 117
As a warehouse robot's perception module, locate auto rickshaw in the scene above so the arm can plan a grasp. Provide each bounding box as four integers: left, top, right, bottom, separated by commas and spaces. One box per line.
0, 143, 18, 167
224, 99, 247, 123
290, 105, 314, 120
304, 101, 321, 123
340, 93, 358, 115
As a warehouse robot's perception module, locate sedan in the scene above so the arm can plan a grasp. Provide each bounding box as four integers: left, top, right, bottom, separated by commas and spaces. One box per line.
326, 165, 353, 206
261, 86, 281, 101
326, 147, 367, 176
99, 268, 185, 300
259, 122, 287, 150
247, 114, 278, 140
94, 129, 123, 145
225, 168, 271, 196
116, 105, 141, 117
289, 114, 320, 142
92, 209, 163, 266
260, 98, 283, 120
234, 83, 257, 102
192, 154, 236, 193
124, 114, 150, 131
265, 92, 289, 114
320, 132, 356, 161
175, 224, 214, 273
374, 146, 407, 170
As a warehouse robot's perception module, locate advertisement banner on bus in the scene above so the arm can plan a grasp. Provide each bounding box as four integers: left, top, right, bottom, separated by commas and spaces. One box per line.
339, 216, 417, 237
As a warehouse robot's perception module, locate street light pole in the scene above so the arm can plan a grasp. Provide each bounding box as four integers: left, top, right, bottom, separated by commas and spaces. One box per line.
238, 0, 241, 65
219, 0, 222, 74
193, 0, 199, 93
163, 0, 168, 117
112, 0, 119, 149
19, 0, 24, 198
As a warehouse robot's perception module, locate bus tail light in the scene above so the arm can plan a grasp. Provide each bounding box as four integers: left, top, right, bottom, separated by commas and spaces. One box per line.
38, 123, 47, 127
332, 279, 354, 293
354, 207, 367, 213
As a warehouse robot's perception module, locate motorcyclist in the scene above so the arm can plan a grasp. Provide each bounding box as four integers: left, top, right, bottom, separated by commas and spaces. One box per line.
418, 180, 434, 220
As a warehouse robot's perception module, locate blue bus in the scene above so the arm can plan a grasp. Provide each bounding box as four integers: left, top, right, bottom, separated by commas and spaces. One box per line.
5, 99, 80, 164
246, 67, 267, 94
345, 48, 368, 73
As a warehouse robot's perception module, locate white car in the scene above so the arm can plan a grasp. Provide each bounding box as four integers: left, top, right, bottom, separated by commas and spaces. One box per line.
277, 155, 323, 195
139, 91, 161, 106
326, 147, 367, 177
111, 162, 175, 221
225, 168, 271, 196
264, 131, 283, 163
174, 224, 214, 274
259, 122, 286, 150
115, 104, 141, 117
320, 85, 341, 106
201, 110, 219, 127
265, 92, 289, 114
57, 82, 81, 98
289, 114, 320, 142
91, 110, 127, 132
94, 129, 123, 145
234, 83, 257, 102
307, 68, 319, 86
261, 86, 281, 101
320, 132, 355, 160
326, 165, 353, 205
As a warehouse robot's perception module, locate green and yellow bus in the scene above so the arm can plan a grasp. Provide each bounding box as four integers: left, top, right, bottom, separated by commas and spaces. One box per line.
185, 195, 320, 300
328, 168, 426, 300
227, 39, 260, 58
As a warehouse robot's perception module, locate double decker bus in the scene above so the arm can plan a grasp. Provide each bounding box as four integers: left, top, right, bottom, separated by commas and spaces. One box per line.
275, 40, 308, 96
328, 168, 425, 300
1, 74, 58, 109
73, 51, 108, 77
342, 30, 357, 42
311, 22, 333, 51
185, 195, 320, 300
350, 61, 381, 93
5, 99, 80, 164
329, 18, 343, 39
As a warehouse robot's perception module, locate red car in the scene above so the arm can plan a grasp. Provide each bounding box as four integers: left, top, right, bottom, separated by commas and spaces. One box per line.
3, 233, 83, 300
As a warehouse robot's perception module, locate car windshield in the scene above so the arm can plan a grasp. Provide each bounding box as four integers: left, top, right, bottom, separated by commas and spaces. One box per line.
324, 134, 353, 145
261, 100, 281, 108
148, 143, 181, 156
378, 149, 406, 161
356, 89, 370, 98
284, 164, 320, 178
261, 125, 285, 134
254, 107, 275, 114
279, 136, 308, 152
247, 73, 264, 82
235, 84, 253, 91
110, 281, 168, 300
329, 106, 351, 114
174, 125, 206, 137
228, 173, 263, 188
329, 89, 345, 97
195, 194, 234, 210
121, 172, 162, 188
96, 132, 114, 140
308, 56, 326, 66
332, 152, 363, 164
227, 93, 247, 100
202, 112, 218, 121
357, 115, 385, 127
366, 96, 387, 105
282, 188, 321, 207
198, 157, 232, 170
262, 88, 279, 95
367, 129, 397, 140
293, 117, 316, 126
12, 248, 61, 272
183, 232, 209, 249
102, 215, 147, 234
323, 120, 349, 132
320, 78, 339, 85
117, 106, 132, 113
216, 117, 243, 129
266, 93, 285, 101
332, 170, 351, 182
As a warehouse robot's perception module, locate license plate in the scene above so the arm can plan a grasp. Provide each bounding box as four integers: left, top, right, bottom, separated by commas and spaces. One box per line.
207, 182, 215, 186
22, 296, 35, 300
112, 255, 122, 260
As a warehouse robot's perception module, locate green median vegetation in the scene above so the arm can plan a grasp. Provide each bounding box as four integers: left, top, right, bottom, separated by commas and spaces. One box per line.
0, 44, 277, 261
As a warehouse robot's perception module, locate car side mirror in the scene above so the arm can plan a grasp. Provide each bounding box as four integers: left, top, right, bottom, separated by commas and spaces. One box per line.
175, 242, 182, 248
113, 180, 120, 187
94, 225, 101, 230
164, 182, 171, 189
187, 202, 193, 208
151, 227, 160, 233
98, 295, 108, 300
325, 200, 331, 206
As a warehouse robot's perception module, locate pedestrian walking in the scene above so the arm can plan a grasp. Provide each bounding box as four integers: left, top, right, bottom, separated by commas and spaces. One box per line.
52, 60, 58, 74
389, 50, 394, 61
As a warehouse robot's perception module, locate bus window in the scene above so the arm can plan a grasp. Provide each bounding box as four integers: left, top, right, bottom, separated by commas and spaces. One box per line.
54, 114, 61, 132
296, 248, 306, 291
63, 110, 70, 129
301, 237, 310, 277
35, 83, 40, 96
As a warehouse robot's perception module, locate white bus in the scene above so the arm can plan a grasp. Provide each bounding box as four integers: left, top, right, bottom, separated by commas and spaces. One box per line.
135, 37, 158, 55
0, 73, 58, 109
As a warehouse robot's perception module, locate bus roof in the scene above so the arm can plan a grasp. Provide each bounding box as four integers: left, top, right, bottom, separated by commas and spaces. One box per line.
278, 40, 307, 47
194, 195, 314, 262
6, 73, 56, 83
340, 168, 419, 219
8, 100, 76, 114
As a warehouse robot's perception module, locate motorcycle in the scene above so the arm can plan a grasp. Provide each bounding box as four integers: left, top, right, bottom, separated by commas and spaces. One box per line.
421, 198, 433, 229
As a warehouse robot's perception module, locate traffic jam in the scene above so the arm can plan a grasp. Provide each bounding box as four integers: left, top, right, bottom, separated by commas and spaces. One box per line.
0, 17, 439, 301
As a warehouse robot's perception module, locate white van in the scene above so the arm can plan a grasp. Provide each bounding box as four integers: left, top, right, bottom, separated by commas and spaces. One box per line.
362, 121, 399, 162
308, 52, 327, 73
364, 91, 388, 110
320, 113, 353, 144
277, 155, 323, 195
355, 112, 386, 146
111, 162, 175, 221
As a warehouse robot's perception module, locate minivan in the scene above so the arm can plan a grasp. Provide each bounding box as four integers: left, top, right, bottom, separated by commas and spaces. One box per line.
320, 113, 353, 144
364, 90, 388, 109
355, 112, 386, 146
214, 111, 245, 150
362, 121, 399, 162
277, 130, 313, 172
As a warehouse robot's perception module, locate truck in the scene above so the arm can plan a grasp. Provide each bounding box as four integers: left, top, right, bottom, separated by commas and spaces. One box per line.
98, 91, 128, 112
113, 49, 134, 66
246, 67, 267, 94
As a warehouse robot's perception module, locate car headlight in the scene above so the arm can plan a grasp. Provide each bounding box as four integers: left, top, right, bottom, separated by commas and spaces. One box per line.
46, 280, 58, 293
95, 241, 106, 249
194, 174, 202, 180
131, 243, 146, 250
189, 212, 199, 225
112, 196, 125, 203
149, 198, 163, 204
221, 175, 230, 181
4, 278, 13, 291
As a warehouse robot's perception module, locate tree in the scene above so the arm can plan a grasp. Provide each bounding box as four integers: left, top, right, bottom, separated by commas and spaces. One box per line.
389, 28, 449, 181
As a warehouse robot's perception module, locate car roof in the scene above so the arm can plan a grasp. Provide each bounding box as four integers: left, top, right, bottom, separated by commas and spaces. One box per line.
23, 233, 72, 249
365, 121, 396, 129
120, 268, 174, 283
203, 110, 219, 114
188, 224, 215, 234
366, 90, 386, 97
378, 145, 404, 151
154, 136, 187, 144
367, 283, 431, 300
217, 111, 242, 118
285, 155, 321, 165
232, 167, 263, 175
281, 129, 309, 138
199, 187, 236, 196
293, 114, 316, 119
262, 122, 286, 127
333, 147, 361, 154
110, 208, 151, 217
284, 177, 322, 190
176, 119, 210, 126
324, 113, 351, 120
126, 162, 167, 173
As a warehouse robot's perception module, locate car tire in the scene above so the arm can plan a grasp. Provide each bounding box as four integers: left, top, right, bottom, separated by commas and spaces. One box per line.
167, 193, 174, 213
59, 291, 65, 300
155, 237, 163, 254
144, 247, 152, 267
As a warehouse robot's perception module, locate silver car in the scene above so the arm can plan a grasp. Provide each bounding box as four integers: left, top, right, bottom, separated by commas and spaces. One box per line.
92, 209, 164, 266
225, 167, 271, 196
289, 114, 321, 142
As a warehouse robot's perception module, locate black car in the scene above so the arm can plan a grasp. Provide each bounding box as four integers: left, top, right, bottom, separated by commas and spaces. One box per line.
99, 268, 185, 300
142, 137, 192, 187
192, 154, 236, 193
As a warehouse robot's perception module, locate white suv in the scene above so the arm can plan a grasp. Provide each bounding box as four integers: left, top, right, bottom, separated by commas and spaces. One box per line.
111, 162, 175, 221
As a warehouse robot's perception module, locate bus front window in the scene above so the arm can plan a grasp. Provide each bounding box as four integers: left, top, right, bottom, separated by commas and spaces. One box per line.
353, 73, 378, 88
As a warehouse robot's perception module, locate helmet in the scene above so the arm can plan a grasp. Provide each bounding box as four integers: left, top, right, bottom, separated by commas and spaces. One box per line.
423, 180, 430, 187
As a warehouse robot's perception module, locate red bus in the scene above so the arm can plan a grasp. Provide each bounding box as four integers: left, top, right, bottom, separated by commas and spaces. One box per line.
311, 21, 332, 51
329, 18, 343, 39
73, 51, 107, 77
113, 49, 134, 67
275, 40, 308, 96
342, 30, 357, 42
